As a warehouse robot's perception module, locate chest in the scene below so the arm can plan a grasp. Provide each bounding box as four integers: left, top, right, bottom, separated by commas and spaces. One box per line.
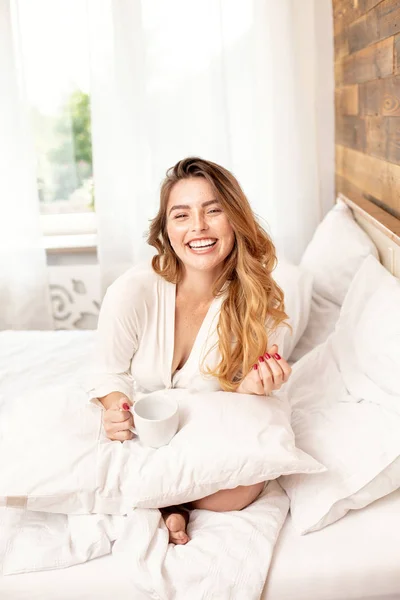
171, 300, 211, 373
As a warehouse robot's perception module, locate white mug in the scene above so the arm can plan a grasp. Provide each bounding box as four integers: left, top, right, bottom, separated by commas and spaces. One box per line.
129, 393, 179, 448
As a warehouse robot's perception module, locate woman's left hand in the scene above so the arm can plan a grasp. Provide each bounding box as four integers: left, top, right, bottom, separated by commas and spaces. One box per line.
236, 345, 292, 396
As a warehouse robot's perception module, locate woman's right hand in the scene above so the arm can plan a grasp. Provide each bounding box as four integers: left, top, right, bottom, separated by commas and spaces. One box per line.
102, 394, 134, 442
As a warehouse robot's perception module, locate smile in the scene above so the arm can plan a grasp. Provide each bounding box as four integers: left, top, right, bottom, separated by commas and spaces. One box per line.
187, 238, 217, 250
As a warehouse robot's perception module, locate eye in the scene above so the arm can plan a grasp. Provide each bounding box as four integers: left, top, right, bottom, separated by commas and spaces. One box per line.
208, 208, 222, 214
174, 213, 187, 219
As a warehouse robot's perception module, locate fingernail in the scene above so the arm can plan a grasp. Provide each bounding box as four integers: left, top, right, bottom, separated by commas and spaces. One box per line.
264, 353, 271, 360
122, 403, 130, 411
253, 364, 258, 370
258, 356, 264, 362
274, 353, 281, 360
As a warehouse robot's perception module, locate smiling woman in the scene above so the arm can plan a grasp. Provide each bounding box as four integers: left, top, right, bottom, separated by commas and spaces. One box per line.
88, 156, 292, 545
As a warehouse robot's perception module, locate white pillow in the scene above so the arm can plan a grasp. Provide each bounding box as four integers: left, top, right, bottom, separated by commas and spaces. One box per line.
0, 386, 324, 514
289, 293, 340, 363
300, 199, 379, 305
279, 255, 400, 534
290, 199, 378, 362
332, 255, 400, 413
270, 258, 313, 359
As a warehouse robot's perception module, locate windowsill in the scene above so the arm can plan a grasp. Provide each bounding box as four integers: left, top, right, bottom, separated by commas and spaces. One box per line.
40, 212, 97, 253
44, 234, 97, 254
40, 212, 97, 236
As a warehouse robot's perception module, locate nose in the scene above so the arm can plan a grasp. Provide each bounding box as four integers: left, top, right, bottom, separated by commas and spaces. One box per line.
191, 210, 208, 232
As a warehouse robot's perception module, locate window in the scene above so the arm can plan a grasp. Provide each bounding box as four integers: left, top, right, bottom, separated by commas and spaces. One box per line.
16, 0, 94, 220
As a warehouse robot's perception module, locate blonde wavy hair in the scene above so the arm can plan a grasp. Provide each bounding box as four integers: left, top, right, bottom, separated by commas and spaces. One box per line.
147, 157, 289, 392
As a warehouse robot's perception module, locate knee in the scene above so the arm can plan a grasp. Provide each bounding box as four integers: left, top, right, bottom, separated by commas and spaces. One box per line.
233, 482, 265, 511
193, 481, 265, 512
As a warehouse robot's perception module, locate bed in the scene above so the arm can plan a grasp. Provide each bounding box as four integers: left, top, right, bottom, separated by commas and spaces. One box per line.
1, 194, 399, 600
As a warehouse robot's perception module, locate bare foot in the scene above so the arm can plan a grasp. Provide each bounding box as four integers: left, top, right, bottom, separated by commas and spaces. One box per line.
163, 512, 190, 545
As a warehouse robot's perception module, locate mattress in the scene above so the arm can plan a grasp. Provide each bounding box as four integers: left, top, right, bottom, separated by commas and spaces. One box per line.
1, 331, 400, 600
263, 488, 400, 600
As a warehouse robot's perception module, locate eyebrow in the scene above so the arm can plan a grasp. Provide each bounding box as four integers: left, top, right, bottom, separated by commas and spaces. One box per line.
168, 199, 219, 216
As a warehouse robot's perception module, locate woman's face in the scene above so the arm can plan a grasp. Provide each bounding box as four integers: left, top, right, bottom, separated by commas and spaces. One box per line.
166, 177, 235, 277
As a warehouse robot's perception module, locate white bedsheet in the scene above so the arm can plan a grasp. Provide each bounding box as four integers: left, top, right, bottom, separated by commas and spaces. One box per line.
0, 481, 288, 600
1, 489, 399, 600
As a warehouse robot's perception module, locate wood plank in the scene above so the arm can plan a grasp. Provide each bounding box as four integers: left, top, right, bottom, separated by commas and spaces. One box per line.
347, 11, 379, 53
336, 175, 400, 240
377, 0, 400, 40
366, 116, 400, 164
345, 1, 400, 55
359, 76, 400, 115
337, 37, 393, 85
336, 115, 367, 151
360, 0, 386, 12
334, 0, 364, 35
395, 33, 400, 73
335, 85, 359, 115
336, 144, 400, 214
334, 30, 350, 61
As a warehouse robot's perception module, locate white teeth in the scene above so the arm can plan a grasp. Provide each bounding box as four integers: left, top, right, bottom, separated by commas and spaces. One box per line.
188, 239, 217, 249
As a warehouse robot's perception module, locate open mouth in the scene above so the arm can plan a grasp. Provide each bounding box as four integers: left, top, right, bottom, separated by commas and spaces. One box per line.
187, 238, 218, 250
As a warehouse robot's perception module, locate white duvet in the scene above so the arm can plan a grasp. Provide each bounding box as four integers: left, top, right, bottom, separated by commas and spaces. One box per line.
0, 331, 290, 600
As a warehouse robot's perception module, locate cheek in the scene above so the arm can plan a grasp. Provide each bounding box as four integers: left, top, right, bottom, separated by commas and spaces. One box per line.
166, 222, 184, 251
220, 221, 235, 251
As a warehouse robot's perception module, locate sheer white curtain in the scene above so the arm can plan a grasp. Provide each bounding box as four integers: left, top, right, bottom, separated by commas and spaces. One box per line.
0, 0, 53, 329
88, 0, 334, 293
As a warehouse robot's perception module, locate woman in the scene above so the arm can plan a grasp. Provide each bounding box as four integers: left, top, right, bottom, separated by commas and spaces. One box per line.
87, 157, 292, 545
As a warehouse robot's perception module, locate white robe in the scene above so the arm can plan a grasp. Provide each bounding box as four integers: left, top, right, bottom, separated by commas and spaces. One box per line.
85, 262, 224, 404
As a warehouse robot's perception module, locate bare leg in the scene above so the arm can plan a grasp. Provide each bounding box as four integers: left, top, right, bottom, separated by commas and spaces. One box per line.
190, 481, 265, 512
161, 482, 265, 544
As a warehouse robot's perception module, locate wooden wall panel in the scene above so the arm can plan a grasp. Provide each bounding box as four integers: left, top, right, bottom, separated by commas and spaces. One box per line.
333, 0, 400, 219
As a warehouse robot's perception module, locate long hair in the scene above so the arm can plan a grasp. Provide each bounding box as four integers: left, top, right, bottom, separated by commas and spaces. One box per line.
147, 157, 289, 391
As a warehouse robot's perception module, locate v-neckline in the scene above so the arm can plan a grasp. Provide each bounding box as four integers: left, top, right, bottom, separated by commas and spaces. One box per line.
167, 282, 220, 387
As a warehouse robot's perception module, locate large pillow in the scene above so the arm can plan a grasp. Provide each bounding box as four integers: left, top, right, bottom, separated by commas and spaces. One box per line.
279, 255, 400, 534
290, 199, 378, 362
0, 386, 324, 514
270, 257, 313, 359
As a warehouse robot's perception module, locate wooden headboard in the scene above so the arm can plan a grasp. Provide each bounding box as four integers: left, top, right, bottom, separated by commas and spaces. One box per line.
338, 193, 400, 279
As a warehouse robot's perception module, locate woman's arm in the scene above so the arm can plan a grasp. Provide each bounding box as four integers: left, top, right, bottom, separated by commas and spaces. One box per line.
85, 280, 139, 405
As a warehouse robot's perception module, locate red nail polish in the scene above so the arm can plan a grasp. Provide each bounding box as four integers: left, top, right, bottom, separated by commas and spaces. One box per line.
258, 356, 264, 362
253, 363, 258, 370
264, 353, 271, 360
274, 353, 281, 360
122, 403, 130, 411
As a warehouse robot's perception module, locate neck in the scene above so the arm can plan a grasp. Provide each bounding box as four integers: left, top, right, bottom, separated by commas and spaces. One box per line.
177, 267, 222, 302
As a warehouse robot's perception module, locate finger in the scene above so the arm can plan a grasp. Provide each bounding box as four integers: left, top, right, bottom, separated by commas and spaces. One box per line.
118, 397, 133, 411
274, 355, 292, 382
107, 413, 134, 431
109, 429, 134, 442
106, 409, 132, 424
251, 364, 266, 395
257, 357, 274, 396
263, 352, 285, 389
267, 345, 292, 382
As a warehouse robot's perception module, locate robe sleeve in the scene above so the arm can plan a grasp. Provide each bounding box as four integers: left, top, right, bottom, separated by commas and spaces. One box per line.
83, 279, 139, 407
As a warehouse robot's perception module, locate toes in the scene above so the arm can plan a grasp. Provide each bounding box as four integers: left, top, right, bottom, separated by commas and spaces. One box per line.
170, 531, 190, 545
